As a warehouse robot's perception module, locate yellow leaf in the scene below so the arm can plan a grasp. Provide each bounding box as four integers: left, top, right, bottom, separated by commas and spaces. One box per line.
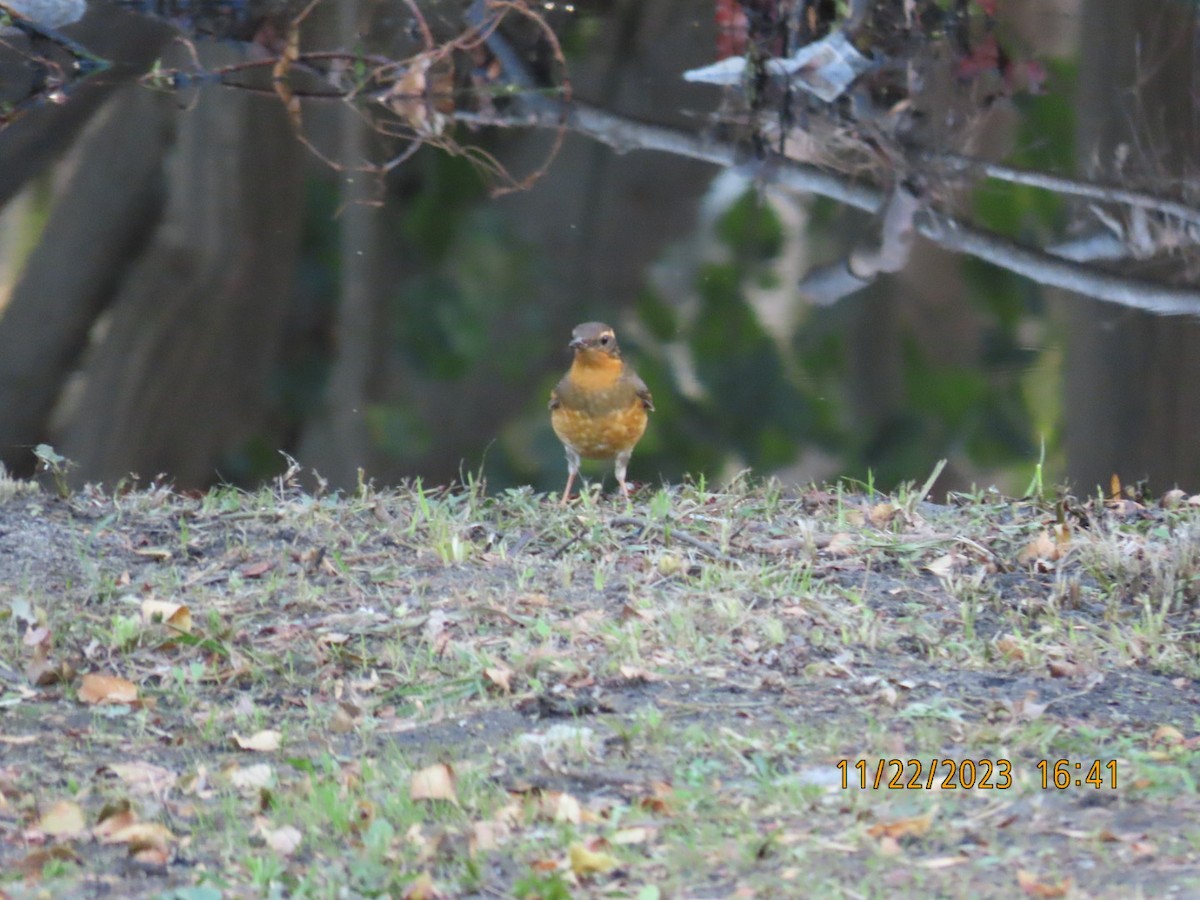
39, 800, 86, 836
78, 673, 138, 705
568, 841, 619, 876
869, 502, 898, 528
410, 763, 458, 805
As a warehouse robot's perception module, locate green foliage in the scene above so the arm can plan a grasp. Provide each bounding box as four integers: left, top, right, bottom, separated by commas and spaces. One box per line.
716, 190, 784, 261
973, 59, 1077, 237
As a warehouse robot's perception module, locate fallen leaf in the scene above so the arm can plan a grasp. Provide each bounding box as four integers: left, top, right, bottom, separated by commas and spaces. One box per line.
78, 673, 138, 705
239, 560, 275, 579
410, 763, 458, 805
403, 871, 441, 900
867, 808, 936, 839
1151, 725, 1185, 746
16, 846, 80, 878
92, 807, 138, 840
1018, 530, 1064, 565
613, 826, 653, 845
825, 532, 857, 555
995, 636, 1026, 661
263, 824, 302, 856
469, 820, 508, 853
100, 822, 175, 852
1013, 691, 1048, 721
1016, 869, 1071, 897
924, 554, 959, 578
569, 841, 619, 876
39, 800, 86, 837
103, 763, 177, 795
484, 665, 513, 694
233, 730, 281, 752
538, 790, 581, 824
228, 763, 275, 790
1047, 659, 1081, 678
140, 599, 192, 634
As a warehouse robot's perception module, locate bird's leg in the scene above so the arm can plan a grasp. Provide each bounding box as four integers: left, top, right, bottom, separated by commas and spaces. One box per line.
560, 446, 581, 505
614, 449, 632, 500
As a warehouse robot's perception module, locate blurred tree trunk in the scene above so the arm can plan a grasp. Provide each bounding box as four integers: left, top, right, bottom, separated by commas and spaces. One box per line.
294, 0, 383, 487
0, 85, 169, 476
1064, 1, 1200, 491
52, 42, 303, 486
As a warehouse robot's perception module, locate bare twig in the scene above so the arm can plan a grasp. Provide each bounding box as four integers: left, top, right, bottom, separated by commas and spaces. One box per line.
610, 516, 738, 564
455, 103, 1200, 316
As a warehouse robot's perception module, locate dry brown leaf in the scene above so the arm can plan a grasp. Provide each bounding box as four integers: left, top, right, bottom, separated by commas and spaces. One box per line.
140, 599, 192, 634
483, 665, 513, 694
869, 502, 899, 528
825, 532, 857, 556
1130, 840, 1157, 858
16, 845, 80, 878
469, 820, 508, 853
1151, 724, 1185, 746
1018, 530, 1063, 565
638, 781, 675, 815
101, 822, 175, 851
1013, 691, 1048, 721
410, 763, 458, 805
239, 560, 275, 579
866, 807, 936, 840
995, 636, 1026, 661
1016, 869, 1071, 897
233, 730, 281, 753
618, 665, 660, 683
78, 673, 138, 705
39, 800, 86, 836
131, 845, 169, 867
1047, 659, 1082, 678
92, 807, 138, 840
537, 790, 581, 824
103, 763, 177, 795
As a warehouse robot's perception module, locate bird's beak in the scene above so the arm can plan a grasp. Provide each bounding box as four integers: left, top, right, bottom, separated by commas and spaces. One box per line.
569, 337, 586, 351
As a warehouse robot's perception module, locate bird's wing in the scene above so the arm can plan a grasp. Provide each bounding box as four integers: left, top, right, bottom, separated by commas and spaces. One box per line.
630, 371, 654, 411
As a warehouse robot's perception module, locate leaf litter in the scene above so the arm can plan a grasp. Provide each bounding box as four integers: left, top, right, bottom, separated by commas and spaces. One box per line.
0, 475, 1199, 895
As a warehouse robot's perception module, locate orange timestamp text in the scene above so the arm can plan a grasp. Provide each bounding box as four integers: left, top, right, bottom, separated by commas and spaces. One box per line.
838, 758, 1013, 790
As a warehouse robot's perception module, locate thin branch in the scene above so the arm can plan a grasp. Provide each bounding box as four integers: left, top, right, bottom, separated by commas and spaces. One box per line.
938, 151, 1200, 231
455, 104, 1200, 315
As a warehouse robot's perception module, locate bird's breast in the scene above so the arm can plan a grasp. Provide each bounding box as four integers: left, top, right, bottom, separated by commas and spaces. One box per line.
551, 397, 648, 460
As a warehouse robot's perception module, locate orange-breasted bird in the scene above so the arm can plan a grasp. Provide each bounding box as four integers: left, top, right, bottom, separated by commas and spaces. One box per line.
549, 322, 654, 503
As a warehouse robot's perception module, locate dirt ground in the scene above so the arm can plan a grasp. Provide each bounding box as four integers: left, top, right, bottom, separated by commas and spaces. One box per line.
1, 474, 1199, 898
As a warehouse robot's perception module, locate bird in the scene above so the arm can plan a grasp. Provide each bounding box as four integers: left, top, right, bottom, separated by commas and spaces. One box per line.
549, 321, 654, 503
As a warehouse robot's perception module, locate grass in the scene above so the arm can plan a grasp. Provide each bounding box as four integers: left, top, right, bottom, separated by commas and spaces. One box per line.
1, 469, 1199, 897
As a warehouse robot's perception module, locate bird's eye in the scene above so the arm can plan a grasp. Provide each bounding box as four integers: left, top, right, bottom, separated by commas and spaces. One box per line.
600, 335, 611, 345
